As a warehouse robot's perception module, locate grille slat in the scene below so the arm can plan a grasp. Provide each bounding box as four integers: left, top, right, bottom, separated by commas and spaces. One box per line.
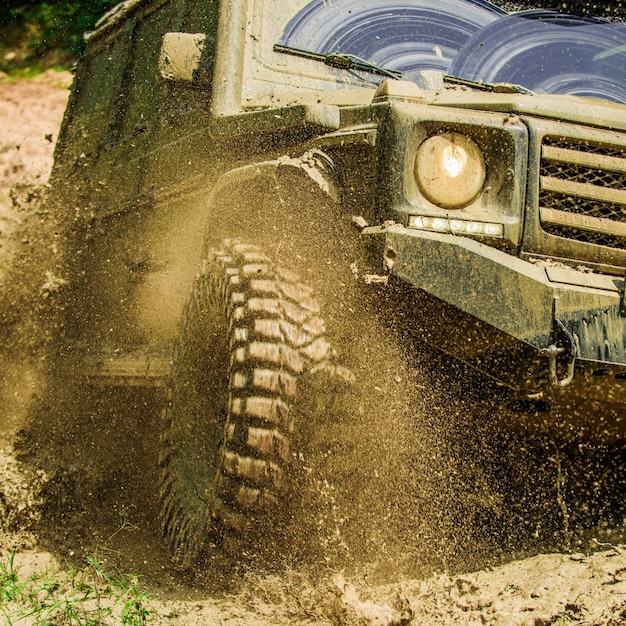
539, 137, 626, 249
541, 175, 626, 206
540, 207, 626, 239
542, 145, 626, 177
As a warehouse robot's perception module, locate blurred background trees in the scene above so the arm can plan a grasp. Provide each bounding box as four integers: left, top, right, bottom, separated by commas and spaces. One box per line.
0, 0, 117, 69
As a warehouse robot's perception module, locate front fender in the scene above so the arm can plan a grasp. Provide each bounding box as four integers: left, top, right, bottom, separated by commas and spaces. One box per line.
202, 149, 340, 252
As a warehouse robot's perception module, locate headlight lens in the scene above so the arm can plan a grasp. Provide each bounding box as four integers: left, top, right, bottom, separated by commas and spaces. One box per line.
414, 133, 486, 208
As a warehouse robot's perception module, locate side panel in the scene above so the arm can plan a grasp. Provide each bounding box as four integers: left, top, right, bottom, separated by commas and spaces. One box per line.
52, 0, 220, 214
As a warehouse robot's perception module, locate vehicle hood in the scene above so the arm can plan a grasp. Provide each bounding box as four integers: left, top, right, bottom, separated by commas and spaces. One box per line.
430, 88, 626, 132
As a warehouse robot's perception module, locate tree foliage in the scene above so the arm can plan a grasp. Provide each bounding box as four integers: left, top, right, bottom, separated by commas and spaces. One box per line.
0, 0, 118, 61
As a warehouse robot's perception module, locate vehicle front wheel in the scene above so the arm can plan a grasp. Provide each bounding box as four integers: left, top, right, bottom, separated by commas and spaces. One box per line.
159, 240, 334, 566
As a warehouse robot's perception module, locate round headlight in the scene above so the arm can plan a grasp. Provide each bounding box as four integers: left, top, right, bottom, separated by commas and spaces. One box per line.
414, 133, 486, 208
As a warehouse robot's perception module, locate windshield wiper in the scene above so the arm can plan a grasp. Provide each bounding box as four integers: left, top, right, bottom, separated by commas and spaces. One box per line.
274, 44, 402, 80
444, 74, 534, 95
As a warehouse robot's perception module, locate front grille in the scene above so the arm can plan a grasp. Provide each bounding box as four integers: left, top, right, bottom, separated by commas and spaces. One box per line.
539, 136, 626, 249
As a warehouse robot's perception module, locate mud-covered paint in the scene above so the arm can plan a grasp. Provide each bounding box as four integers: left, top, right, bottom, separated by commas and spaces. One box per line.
47, 0, 626, 434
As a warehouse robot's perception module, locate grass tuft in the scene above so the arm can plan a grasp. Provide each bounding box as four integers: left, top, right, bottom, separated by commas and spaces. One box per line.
0, 549, 158, 625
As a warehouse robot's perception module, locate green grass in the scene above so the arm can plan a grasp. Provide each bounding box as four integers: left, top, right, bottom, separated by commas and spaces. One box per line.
0, 550, 158, 625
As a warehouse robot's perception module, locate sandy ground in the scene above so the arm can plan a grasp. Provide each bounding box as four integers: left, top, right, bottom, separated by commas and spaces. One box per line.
2, 73, 626, 625
0, 71, 70, 286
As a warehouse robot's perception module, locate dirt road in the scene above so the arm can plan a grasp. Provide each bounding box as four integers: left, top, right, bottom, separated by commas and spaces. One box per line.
1, 74, 626, 625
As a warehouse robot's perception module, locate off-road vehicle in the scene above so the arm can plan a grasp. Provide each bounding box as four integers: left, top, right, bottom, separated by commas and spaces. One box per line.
47, 0, 626, 564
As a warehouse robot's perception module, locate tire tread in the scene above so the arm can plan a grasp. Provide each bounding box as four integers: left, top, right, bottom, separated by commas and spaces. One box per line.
159, 239, 332, 565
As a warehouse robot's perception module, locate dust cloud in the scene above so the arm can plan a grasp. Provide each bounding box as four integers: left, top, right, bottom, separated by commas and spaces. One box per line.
2, 75, 626, 625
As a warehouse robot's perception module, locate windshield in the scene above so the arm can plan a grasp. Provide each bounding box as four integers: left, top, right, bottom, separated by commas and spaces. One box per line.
275, 0, 626, 103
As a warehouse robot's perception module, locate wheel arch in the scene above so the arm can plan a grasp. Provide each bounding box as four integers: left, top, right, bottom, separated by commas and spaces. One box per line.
201, 149, 342, 254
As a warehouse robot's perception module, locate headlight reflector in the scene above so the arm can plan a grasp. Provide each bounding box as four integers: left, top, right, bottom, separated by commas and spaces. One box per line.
415, 133, 486, 208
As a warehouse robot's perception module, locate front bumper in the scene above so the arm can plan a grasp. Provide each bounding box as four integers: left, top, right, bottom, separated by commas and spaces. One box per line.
382, 226, 626, 410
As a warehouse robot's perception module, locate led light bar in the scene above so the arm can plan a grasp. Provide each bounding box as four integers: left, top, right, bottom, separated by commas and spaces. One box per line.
408, 215, 503, 238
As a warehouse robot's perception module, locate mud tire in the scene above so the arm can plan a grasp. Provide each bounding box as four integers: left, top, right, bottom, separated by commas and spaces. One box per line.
159, 240, 333, 566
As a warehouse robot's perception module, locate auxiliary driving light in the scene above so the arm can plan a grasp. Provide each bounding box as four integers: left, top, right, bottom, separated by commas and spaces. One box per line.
408, 215, 503, 238
414, 132, 486, 208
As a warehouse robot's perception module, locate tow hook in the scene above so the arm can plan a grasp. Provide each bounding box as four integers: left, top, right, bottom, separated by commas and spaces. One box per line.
539, 318, 578, 388
539, 344, 575, 387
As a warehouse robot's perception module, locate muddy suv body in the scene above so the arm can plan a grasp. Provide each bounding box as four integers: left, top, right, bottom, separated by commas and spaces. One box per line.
48, 0, 626, 561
